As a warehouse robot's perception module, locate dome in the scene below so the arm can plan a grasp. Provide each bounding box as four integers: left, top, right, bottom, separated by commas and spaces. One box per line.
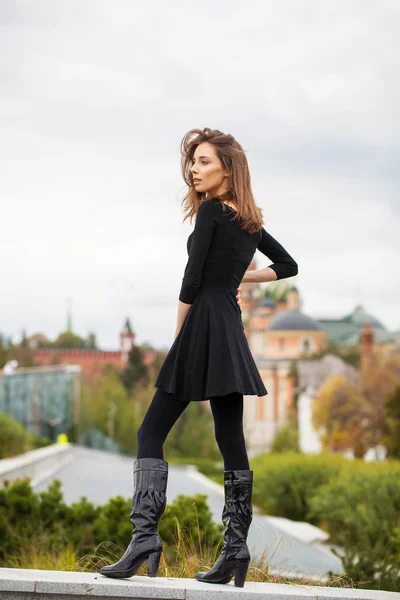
267, 309, 323, 332
342, 304, 386, 330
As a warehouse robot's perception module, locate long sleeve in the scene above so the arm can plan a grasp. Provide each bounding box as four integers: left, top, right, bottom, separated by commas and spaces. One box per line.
179, 200, 217, 304
257, 227, 298, 279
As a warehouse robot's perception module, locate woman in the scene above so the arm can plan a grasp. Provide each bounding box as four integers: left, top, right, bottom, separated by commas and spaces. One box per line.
100, 128, 298, 587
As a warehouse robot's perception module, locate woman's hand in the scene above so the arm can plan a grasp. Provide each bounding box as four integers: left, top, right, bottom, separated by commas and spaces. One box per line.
236, 285, 242, 311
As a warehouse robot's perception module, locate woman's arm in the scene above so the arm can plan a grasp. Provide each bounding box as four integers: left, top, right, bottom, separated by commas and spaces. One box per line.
175, 200, 217, 338
244, 227, 298, 283
241, 266, 278, 283
174, 300, 191, 340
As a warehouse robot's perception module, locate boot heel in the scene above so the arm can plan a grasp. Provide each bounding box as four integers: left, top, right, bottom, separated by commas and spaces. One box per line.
147, 550, 162, 577
234, 560, 249, 587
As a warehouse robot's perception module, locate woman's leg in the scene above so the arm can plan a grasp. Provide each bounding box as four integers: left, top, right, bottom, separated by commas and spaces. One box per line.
137, 388, 190, 459
209, 392, 250, 470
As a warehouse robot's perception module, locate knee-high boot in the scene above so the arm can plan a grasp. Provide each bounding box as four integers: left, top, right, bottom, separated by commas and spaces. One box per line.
100, 457, 168, 579
195, 469, 253, 587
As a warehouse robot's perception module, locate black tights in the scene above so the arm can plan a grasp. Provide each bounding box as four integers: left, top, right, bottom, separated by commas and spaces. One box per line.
137, 388, 250, 470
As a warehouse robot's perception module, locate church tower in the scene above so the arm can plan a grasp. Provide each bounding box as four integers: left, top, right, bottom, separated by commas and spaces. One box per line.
120, 317, 135, 362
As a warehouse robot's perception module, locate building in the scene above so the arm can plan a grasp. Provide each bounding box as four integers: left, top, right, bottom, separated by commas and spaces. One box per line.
28, 318, 142, 381
240, 264, 398, 455
240, 274, 328, 454
317, 304, 400, 346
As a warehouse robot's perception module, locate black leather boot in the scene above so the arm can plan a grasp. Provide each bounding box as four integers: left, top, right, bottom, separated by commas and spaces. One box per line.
195, 469, 253, 587
100, 457, 168, 579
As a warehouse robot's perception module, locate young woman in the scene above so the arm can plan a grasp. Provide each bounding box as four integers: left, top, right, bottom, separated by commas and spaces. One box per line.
100, 128, 298, 587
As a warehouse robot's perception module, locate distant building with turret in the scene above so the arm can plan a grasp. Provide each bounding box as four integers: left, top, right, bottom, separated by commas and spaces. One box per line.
27, 317, 157, 381
240, 260, 399, 455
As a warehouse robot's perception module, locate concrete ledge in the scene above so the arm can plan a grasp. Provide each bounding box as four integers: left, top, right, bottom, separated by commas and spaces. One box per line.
0, 444, 76, 488
0, 568, 398, 600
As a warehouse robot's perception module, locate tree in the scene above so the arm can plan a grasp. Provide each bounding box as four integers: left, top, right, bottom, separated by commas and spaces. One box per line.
80, 369, 137, 455
120, 346, 149, 395
312, 375, 371, 457
164, 401, 221, 460
85, 333, 97, 349
360, 346, 400, 452
51, 331, 86, 348
270, 417, 300, 453
383, 384, 400, 459
312, 347, 400, 458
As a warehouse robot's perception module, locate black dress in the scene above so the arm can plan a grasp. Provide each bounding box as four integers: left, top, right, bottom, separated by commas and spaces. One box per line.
155, 198, 298, 402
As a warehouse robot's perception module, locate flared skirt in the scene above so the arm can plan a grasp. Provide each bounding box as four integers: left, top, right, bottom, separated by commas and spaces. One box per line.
155, 288, 268, 402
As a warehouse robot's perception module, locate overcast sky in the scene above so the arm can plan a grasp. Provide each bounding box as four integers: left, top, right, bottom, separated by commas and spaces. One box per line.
1, 0, 399, 351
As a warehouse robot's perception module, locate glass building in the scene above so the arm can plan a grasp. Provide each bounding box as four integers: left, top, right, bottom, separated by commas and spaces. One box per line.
0, 364, 81, 441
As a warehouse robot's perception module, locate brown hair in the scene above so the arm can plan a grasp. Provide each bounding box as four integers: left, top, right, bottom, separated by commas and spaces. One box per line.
179, 127, 264, 234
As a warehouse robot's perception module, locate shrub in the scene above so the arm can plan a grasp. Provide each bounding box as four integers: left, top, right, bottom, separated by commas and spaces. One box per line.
0, 413, 28, 458
250, 452, 349, 521
0, 476, 223, 567
0, 413, 52, 459
308, 464, 400, 592
270, 419, 300, 453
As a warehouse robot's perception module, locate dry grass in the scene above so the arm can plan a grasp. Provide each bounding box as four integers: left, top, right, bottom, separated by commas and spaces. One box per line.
5, 512, 355, 589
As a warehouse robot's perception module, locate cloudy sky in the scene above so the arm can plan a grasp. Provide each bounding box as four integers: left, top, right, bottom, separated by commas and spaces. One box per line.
1, 0, 399, 351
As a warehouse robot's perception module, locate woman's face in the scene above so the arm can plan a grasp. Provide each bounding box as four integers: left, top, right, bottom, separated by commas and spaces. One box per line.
190, 142, 230, 198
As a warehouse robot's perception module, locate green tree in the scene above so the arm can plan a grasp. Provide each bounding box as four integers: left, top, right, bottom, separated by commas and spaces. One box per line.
51, 331, 86, 348
120, 346, 149, 394
164, 402, 220, 460
80, 370, 137, 455
85, 333, 97, 349
270, 418, 300, 453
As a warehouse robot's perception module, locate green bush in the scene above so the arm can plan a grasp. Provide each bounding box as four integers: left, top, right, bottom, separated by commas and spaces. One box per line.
250, 452, 348, 521
0, 476, 222, 566
159, 493, 223, 559
26, 431, 53, 451
0, 413, 28, 458
0, 413, 52, 459
308, 464, 400, 592
270, 419, 300, 453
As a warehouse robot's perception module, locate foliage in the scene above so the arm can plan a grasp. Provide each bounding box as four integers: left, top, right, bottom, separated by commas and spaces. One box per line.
0, 413, 52, 459
79, 371, 222, 460
119, 346, 150, 394
247, 452, 400, 592
159, 493, 223, 558
250, 452, 347, 521
49, 331, 87, 348
312, 347, 400, 458
309, 464, 400, 592
361, 347, 400, 453
1, 477, 345, 588
0, 413, 27, 458
312, 375, 370, 457
383, 384, 400, 458
270, 417, 300, 453
164, 402, 221, 461
79, 369, 137, 455
0, 477, 222, 567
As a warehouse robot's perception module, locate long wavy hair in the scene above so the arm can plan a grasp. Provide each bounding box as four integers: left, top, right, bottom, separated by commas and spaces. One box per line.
180, 127, 264, 234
